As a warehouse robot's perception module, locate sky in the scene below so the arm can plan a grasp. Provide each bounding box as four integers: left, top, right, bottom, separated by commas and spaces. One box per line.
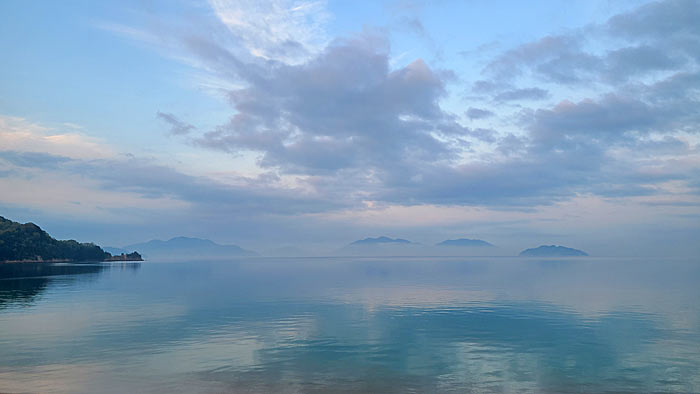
1, 0, 699, 257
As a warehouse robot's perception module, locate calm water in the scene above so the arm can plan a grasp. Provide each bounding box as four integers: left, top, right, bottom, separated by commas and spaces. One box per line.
1, 257, 699, 393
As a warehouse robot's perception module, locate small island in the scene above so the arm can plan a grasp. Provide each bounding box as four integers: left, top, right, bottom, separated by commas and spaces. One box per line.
0, 216, 142, 263
105, 252, 143, 261
519, 245, 588, 257
336, 236, 421, 256
436, 238, 494, 247
350, 236, 412, 245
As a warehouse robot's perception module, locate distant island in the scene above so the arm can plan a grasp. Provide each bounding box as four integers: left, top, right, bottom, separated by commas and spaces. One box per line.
336, 236, 421, 256
337, 236, 507, 257
436, 238, 494, 247
2, 216, 592, 262
105, 252, 143, 261
107, 236, 258, 259
350, 236, 413, 245
0, 216, 142, 263
519, 245, 588, 257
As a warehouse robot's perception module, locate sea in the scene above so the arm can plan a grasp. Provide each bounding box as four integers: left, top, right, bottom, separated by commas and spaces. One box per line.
0, 257, 699, 393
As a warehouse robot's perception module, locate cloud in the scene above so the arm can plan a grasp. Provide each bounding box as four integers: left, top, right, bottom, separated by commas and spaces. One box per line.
156, 112, 196, 135
0, 115, 352, 224
153, 0, 699, 213
0, 149, 350, 219
0, 150, 72, 170
208, 0, 330, 64
606, 0, 700, 40
465, 107, 494, 120
0, 116, 113, 160
527, 95, 658, 144
604, 45, 684, 81
494, 87, 549, 102
481, 0, 700, 89
194, 33, 469, 176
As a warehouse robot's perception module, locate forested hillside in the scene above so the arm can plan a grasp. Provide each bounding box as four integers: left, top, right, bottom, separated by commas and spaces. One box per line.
0, 216, 109, 262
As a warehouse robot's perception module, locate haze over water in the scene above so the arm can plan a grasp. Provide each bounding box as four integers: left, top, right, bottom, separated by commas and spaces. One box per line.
1, 257, 699, 393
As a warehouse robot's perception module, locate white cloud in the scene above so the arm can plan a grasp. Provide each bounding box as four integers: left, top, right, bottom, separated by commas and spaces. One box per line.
0, 115, 114, 160
209, 0, 330, 64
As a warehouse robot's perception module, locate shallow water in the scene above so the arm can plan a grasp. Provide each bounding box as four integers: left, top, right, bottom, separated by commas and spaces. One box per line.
1, 257, 699, 393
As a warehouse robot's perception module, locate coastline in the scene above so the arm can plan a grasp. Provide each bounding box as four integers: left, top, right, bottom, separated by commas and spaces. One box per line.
1, 258, 74, 264
1, 257, 143, 264
104, 256, 144, 262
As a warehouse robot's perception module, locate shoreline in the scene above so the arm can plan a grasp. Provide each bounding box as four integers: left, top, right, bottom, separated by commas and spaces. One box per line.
1, 258, 143, 264
104, 257, 144, 262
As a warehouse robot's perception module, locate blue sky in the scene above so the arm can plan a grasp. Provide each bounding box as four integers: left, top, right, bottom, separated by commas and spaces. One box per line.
1, 0, 698, 256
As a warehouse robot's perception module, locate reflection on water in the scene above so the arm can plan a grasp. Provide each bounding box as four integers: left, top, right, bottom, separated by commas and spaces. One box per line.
0, 258, 698, 393
0, 277, 51, 309
0, 262, 139, 309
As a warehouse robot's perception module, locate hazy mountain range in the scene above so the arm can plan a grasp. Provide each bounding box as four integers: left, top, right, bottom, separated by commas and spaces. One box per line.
1, 215, 590, 260
337, 236, 502, 256
337, 237, 589, 257
106, 237, 258, 260
519, 245, 588, 257
436, 238, 495, 247
350, 236, 413, 245
108, 235, 589, 258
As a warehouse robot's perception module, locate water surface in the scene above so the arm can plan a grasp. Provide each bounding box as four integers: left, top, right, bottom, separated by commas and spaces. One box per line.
1, 257, 699, 393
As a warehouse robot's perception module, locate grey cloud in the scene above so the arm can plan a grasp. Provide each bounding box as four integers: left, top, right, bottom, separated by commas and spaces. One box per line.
469, 128, 498, 143
0, 150, 348, 216
496, 134, 527, 157
484, 33, 601, 85
156, 111, 196, 135
261, 39, 310, 62
606, 0, 700, 39
629, 136, 692, 154
471, 79, 507, 93
372, 145, 695, 210
465, 107, 494, 120
194, 34, 467, 175
642, 200, 700, 207
534, 52, 602, 84
605, 45, 683, 80
494, 87, 549, 102
374, 158, 597, 208
486, 35, 582, 79
0, 150, 72, 169
482, 0, 699, 88
643, 71, 700, 101
371, 84, 699, 207
595, 184, 659, 198
173, 0, 699, 210
528, 95, 658, 145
